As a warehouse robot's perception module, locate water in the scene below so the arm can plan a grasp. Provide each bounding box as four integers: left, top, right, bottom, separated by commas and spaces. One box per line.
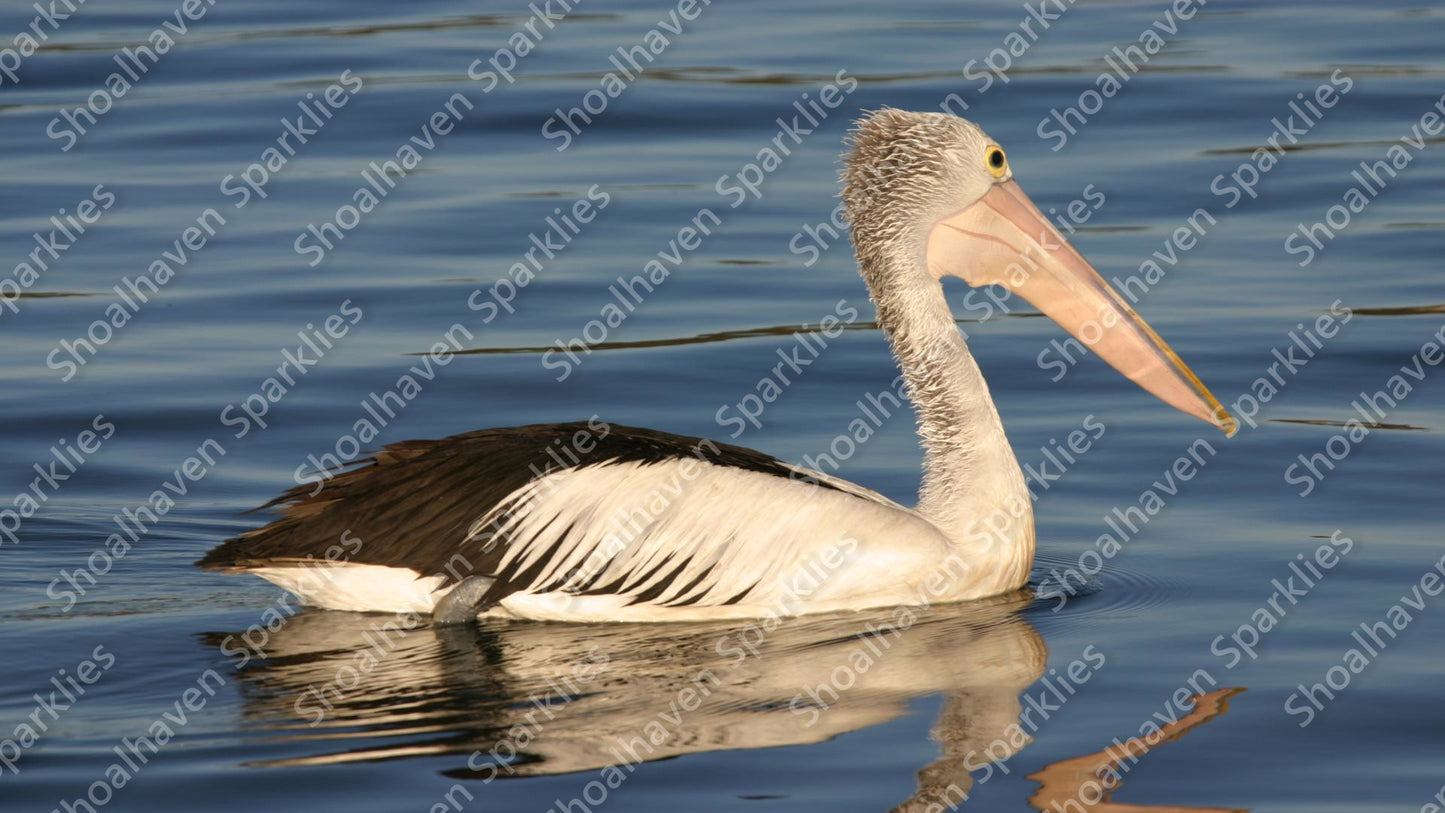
2, 1, 1442, 810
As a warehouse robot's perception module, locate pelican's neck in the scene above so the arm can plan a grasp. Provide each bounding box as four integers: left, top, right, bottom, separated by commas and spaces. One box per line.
867, 248, 1034, 589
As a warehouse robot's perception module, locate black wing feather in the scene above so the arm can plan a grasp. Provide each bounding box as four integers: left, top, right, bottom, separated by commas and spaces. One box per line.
197, 421, 836, 602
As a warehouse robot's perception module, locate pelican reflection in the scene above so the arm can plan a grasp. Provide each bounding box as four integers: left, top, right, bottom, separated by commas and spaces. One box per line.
205, 595, 1241, 810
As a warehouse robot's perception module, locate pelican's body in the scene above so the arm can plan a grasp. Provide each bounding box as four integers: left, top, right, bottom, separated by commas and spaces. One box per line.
200, 110, 1231, 622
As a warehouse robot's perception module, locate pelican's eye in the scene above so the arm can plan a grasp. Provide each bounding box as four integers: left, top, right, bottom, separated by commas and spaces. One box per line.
985, 145, 1008, 178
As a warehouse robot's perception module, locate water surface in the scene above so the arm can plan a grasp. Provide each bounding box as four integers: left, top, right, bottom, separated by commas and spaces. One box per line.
2, 1, 1443, 810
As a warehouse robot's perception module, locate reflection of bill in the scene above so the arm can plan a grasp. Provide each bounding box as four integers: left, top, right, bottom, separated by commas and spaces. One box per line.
204, 599, 1240, 810
1023, 688, 1245, 813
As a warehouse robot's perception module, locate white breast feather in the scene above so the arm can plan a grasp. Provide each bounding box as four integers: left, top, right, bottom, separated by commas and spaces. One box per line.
473, 459, 954, 618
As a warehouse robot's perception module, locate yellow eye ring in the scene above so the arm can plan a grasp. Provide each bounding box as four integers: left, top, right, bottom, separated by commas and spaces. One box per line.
985, 145, 1008, 178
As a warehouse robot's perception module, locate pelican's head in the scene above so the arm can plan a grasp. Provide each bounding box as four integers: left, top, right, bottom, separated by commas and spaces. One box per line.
843, 108, 1234, 434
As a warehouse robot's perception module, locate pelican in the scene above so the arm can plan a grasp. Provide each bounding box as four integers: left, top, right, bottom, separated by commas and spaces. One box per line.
199, 109, 1234, 622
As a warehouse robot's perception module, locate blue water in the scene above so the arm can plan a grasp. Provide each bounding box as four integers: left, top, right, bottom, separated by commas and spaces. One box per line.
2, 1, 1443, 810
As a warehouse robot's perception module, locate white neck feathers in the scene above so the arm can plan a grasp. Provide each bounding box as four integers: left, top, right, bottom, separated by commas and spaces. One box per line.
866, 248, 1034, 590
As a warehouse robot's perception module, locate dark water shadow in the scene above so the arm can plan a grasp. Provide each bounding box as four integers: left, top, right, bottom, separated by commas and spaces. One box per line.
1271, 417, 1428, 432
1351, 304, 1445, 317
425, 314, 1040, 358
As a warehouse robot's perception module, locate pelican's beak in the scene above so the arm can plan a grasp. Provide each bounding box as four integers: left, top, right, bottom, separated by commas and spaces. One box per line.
928, 179, 1235, 435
